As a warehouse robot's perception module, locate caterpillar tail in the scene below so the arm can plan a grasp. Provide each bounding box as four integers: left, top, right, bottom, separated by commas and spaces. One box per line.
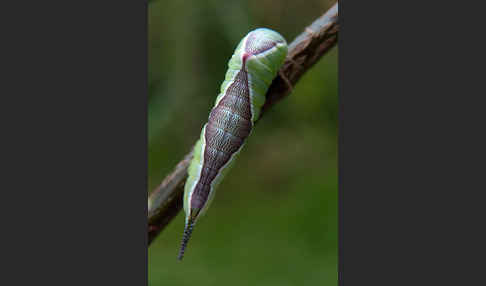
177, 216, 196, 261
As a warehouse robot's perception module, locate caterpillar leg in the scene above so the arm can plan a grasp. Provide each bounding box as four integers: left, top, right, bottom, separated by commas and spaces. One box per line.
279, 69, 293, 92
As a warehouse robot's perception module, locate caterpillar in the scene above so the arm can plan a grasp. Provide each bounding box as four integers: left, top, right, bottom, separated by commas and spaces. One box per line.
178, 28, 288, 260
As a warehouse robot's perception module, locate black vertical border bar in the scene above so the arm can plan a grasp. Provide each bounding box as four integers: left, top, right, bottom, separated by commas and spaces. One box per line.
338, 0, 484, 285
3, 0, 149, 284
338, 0, 343, 285
338, 2, 343, 285
143, 1, 149, 284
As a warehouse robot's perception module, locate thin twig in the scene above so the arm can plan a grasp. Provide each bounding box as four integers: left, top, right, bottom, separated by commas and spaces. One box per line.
148, 2, 339, 245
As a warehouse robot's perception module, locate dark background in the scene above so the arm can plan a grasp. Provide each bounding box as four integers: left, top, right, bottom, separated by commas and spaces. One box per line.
5, 0, 480, 285
148, 0, 338, 285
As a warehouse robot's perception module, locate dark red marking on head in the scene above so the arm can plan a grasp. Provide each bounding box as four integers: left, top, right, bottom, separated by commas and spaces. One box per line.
242, 52, 250, 66
244, 32, 278, 56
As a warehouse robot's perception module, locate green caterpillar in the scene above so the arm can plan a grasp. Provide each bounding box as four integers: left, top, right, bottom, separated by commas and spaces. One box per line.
178, 28, 288, 260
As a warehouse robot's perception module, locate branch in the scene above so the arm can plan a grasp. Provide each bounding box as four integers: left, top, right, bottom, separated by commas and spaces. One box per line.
148, 2, 339, 245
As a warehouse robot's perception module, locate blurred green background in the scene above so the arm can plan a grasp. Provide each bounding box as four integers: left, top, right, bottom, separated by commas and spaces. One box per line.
148, 1, 338, 285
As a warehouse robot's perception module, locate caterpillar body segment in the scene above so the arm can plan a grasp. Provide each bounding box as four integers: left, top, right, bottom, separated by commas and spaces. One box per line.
178, 28, 288, 260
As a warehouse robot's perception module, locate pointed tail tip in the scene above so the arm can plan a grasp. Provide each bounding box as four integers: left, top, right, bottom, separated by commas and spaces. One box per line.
177, 251, 184, 261
177, 220, 195, 261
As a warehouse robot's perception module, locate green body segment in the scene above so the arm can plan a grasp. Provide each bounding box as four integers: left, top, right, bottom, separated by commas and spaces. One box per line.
218, 30, 288, 121
179, 28, 288, 260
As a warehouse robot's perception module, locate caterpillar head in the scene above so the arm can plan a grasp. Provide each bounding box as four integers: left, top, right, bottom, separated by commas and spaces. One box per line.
242, 28, 288, 71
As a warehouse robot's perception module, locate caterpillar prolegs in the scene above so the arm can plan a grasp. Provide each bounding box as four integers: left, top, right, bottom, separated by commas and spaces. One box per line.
178, 28, 288, 260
